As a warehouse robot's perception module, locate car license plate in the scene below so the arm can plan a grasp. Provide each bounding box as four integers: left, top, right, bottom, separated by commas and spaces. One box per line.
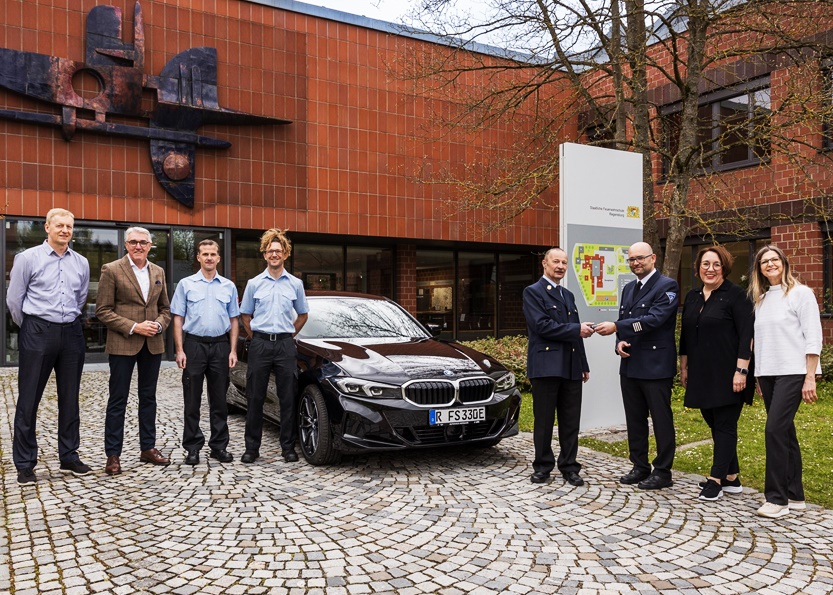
429, 407, 486, 425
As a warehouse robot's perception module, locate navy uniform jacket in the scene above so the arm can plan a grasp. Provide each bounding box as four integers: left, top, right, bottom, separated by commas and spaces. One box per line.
616, 273, 679, 379
523, 278, 589, 381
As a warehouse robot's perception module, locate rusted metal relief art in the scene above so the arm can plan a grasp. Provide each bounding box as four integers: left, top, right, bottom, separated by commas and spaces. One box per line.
0, 1, 290, 207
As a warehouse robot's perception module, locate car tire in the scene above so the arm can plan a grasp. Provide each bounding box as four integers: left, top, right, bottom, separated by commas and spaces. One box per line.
298, 384, 340, 465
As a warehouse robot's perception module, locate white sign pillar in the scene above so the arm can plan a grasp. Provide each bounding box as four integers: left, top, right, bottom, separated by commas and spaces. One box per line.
559, 142, 643, 430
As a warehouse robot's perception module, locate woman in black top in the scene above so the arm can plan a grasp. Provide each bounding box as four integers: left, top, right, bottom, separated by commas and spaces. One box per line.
679, 245, 755, 502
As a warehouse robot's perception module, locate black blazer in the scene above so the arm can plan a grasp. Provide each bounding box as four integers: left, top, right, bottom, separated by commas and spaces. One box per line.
615, 272, 679, 379
522, 277, 589, 381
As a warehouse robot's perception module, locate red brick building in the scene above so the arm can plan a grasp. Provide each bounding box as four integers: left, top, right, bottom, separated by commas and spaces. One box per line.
0, 0, 559, 364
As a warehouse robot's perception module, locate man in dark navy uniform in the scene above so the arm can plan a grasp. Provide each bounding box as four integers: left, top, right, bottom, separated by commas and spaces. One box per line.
522, 247, 594, 486
595, 242, 678, 490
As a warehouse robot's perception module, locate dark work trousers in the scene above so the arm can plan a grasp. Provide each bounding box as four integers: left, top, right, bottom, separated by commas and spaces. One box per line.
620, 376, 676, 479
245, 335, 297, 454
700, 401, 744, 479
14, 316, 85, 470
530, 377, 582, 475
182, 336, 231, 452
105, 342, 162, 456
758, 375, 806, 505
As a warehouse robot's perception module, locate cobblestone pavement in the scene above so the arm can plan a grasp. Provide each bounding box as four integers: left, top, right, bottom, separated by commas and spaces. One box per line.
1, 367, 832, 595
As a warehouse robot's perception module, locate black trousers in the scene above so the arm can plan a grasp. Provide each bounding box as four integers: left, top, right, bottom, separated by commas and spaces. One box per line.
758, 375, 806, 505
182, 336, 231, 452
620, 376, 675, 479
105, 342, 162, 456
700, 401, 743, 479
14, 316, 85, 470
530, 377, 582, 475
244, 335, 297, 453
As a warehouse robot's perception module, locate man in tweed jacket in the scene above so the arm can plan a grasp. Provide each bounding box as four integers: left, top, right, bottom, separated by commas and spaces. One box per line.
96, 226, 171, 475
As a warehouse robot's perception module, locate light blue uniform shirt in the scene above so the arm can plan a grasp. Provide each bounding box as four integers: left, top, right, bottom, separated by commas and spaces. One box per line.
6, 241, 90, 326
170, 272, 240, 337
240, 268, 308, 334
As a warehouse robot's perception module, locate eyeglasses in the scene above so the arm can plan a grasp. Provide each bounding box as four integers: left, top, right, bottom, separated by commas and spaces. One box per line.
126, 240, 151, 247
626, 254, 652, 264
700, 262, 722, 270
263, 249, 284, 256
760, 257, 781, 266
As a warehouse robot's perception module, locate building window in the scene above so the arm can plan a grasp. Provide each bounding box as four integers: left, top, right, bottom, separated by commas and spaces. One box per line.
662, 78, 771, 174
294, 244, 345, 291
678, 237, 770, 298
416, 250, 455, 339
823, 66, 833, 150
346, 247, 393, 297
499, 253, 539, 336
458, 252, 496, 340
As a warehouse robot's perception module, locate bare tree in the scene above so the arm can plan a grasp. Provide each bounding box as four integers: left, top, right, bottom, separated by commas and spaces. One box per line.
396, 0, 833, 280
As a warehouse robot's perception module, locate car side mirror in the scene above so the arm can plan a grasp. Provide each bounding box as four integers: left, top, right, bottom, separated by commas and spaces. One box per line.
425, 323, 442, 338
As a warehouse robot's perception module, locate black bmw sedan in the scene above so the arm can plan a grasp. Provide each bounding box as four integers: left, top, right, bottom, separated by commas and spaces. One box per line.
226, 291, 522, 465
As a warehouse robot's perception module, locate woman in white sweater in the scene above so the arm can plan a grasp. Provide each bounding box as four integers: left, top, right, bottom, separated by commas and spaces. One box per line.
749, 245, 822, 519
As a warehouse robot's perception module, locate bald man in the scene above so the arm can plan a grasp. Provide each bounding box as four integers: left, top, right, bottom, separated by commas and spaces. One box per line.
594, 242, 678, 490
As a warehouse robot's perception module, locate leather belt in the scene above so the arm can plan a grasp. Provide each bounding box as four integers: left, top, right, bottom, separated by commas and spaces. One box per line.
252, 331, 293, 341
185, 333, 229, 344
27, 315, 80, 327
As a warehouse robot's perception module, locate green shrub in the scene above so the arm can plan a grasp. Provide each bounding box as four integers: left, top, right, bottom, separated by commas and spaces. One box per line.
460, 335, 529, 390
821, 343, 833, 382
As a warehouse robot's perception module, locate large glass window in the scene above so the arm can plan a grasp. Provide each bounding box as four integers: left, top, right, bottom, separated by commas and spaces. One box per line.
416, 250, 454, 339
663, 78, 771, 174
457, 252, 496, 340
5, 220, 45, 363
294, 244, 344, 291
499, 253, 539, 336
72, 227, 119, 361
346, 247, 393, 297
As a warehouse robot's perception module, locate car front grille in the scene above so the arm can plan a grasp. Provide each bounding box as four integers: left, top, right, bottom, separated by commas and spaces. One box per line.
458, 377, 493, 403
403, 376, 495, 407
400, 420, 495, 444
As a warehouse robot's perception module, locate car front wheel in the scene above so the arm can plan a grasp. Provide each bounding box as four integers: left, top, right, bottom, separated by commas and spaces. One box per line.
298, 384, 340, 465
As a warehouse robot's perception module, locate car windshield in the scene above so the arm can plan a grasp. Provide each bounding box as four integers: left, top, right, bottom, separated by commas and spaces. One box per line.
298, 297, 430, 340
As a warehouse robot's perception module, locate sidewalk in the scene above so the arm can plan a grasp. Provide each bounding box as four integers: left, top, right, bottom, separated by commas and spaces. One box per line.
1, 367, 831, 594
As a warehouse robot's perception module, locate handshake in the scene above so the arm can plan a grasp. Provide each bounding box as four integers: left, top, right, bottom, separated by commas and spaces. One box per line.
579, 321, 617, 338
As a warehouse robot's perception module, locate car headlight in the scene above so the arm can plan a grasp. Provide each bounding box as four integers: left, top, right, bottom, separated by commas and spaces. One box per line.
332, 377, 400, 399
494, 371, 516, 391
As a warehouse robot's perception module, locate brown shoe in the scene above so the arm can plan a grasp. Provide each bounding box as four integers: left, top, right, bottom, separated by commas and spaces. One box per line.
105, 456, 122, 475
140, 448, 171, 466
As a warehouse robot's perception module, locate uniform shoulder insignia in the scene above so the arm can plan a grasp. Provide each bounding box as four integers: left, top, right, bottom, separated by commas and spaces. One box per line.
666, 292, 676, 303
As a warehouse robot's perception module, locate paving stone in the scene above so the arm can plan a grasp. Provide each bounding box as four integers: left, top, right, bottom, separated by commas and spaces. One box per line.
0, 367, 832, 594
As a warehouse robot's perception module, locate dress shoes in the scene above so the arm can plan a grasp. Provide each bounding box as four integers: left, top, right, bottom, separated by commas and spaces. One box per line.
240, 451, 259, 464
562, 471, 585, 487
184, 450, 200, 465
638, 474, 673, 490
210, 449, 234, 463
530, 471, 550, 484
105, 456, 122, 476
282, 451, 299, 463
140, 448, 171, 466
619, 468, 650, 485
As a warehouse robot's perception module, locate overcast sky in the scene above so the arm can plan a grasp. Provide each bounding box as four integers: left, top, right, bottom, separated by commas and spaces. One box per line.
299, 0, 488, 25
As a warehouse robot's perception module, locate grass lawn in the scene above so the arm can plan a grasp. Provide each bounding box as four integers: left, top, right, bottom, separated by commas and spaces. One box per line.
518, 381, 833, 508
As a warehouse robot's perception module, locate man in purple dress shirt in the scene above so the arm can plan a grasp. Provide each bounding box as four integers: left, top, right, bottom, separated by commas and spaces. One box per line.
6, 208, 92, 485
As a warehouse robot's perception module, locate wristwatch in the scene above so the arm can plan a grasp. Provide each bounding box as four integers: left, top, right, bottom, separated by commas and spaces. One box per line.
735, 367, 748, 375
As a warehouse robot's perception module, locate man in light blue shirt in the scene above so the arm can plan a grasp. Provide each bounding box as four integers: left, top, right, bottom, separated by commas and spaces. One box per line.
239, 229, 308, 463
6, 208, 92, 485
171, 239, 240, 466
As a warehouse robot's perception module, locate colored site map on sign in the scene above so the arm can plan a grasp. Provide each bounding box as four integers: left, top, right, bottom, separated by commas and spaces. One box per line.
572, 244, 632, 307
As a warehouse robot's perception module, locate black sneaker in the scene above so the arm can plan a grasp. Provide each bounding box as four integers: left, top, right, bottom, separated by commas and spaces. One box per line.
698, 479, 723, 501
17, 468, 36, 485
60, 460, 92, 476
698, 477, 743, 494
720, 476, 743, 494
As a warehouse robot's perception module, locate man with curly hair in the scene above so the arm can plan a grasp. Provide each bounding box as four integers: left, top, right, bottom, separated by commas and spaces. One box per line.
239, 229, 308, 463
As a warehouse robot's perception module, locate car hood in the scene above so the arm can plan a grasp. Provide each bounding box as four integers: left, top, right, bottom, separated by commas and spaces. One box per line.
298, 337, 499, 383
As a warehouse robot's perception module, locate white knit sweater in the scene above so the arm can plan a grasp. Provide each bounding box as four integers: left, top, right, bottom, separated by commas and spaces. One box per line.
754, 284, 823, 377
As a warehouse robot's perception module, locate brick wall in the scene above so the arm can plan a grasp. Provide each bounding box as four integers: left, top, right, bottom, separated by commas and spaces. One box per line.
0, 0, 561, 248
395, 244, 416, 314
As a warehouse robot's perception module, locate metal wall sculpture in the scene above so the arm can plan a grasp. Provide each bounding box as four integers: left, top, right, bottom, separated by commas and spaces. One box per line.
0, 1, 290, 207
